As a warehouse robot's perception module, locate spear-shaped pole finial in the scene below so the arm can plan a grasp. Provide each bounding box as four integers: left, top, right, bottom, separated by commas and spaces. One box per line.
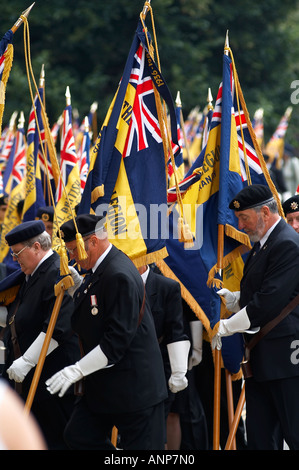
207, 87, 213, 110
11, 3, 35, 34
175, 91, 182, 108
90, 101, 98, 113
84, 116, 89, 132
39, 64, 45, 88
141, 0, 151, 20
65, 86, 71, 106
224, 30, 229, 55
18, 111, 25, 129
8, 111, 18, 131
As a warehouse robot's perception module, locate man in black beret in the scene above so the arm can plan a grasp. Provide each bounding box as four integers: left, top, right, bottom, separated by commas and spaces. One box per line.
36, 206, 54, 238
216, 184, 299, 449
282, 195, 299, 234
0, 220, 80, 449
46, 214, 167, 450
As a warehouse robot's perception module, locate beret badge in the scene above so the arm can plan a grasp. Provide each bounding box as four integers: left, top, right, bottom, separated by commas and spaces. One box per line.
233, 200, 240, 209
290, 202, 298, 211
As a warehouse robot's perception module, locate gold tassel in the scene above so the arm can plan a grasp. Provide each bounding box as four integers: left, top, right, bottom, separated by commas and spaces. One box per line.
76, 233, 88, 260
57, 243, 70, 276
178, 217, 194, 247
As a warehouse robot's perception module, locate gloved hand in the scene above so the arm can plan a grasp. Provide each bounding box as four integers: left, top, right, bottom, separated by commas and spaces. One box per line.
211, 307, 258, 350
188, 321, 203, 370
7, 332, 58, 383
217, 289, 240, 313
67, 266, 83, 297
167, 340, 190, 393
0, 306, 8, 328
46, 345, 108, 397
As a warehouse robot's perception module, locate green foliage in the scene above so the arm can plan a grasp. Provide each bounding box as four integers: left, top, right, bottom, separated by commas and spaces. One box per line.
2, 0, 299, 151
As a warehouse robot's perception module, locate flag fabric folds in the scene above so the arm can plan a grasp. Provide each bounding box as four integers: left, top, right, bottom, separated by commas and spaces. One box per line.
0, 118, 26, 263
0, 29, 14, 136
22, 88, 46, 222
78, 19, 180, 266
160, 51, 279, 376
52, 104, 81, 247
264, 106, 292, 163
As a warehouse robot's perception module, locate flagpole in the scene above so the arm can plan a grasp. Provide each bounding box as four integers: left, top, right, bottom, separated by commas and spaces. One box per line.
225, 369, 236, 449
24, 276, 73, 414
213, 224, 224, 450
10, 3, 35, 34
213, 31, 232, 451
225, 383, 246, 450
175, 91, 191, 165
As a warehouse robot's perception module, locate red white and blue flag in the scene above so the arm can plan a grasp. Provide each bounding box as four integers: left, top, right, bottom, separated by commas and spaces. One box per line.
56, 105, 78, 202
78, 19, 180, 265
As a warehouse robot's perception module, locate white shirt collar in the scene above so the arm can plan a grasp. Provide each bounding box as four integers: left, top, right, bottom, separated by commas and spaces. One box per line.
140, 265, 150, 284
259, 217, 281, 247
91, 243, 112, 272
30, 249, 54, 278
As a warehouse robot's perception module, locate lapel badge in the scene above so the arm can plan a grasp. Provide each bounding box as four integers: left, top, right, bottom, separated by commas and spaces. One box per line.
90, 294, 98, 315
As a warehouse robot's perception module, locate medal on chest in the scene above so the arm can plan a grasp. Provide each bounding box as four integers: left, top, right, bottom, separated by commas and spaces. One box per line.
90, 294, 98, 315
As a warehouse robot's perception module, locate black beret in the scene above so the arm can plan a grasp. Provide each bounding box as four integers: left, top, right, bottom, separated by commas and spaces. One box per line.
5, 220, 46, 246
59, 214, 105, 243
229, 184, 274, 211
36, 206, 54, 223
282, 195, 299, 216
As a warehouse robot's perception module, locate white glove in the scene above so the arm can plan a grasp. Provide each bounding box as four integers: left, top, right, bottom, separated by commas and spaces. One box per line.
46, 345, 108, 397
217, 289, 240, 313
67, 266, 83, 297
188, 321, 203, 370
167, 340, 190, 393
0, 306, 8, 328
7, 332, 58, 383
211, 307, 259, 350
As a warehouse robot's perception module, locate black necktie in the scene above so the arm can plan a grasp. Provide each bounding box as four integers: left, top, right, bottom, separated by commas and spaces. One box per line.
75, 270, 92, 299
252, 241, 261, 256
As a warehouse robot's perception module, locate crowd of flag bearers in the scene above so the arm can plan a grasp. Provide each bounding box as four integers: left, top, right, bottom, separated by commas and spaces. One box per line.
0, 1, 298, 451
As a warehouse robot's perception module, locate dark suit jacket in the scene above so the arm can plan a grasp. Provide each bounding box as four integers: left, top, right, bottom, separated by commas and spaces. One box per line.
240, 219, 299, 381
72, 245, 167, 414
145, 269, 188, 380
3, 251, 80, 400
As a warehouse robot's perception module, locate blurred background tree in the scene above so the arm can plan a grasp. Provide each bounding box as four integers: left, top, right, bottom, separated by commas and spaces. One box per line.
1, 0, 299, 151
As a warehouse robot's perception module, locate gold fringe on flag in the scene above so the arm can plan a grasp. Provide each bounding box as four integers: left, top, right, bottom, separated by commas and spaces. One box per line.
0, 43, 13, 137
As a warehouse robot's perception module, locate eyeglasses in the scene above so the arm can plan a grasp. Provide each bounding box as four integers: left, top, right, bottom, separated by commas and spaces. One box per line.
11, 245, 28, 259
66, 237, 91, 256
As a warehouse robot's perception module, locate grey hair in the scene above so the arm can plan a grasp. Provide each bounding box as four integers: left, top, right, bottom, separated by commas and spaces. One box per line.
24, 231, 52, 251
253, 198, 278, 214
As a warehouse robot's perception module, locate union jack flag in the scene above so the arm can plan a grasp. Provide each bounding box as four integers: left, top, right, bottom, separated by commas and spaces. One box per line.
0, 30, 13, 83
10, 125, 26, 190
123, 44, 165, 157
270, 106, 292, 141
77, 121, 90, 194
0, 125, 14, 172
56, 104, 78, 202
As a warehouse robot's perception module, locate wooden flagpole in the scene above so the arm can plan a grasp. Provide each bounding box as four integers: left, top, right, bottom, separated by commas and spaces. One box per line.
213, 224, 224, 449
225, 369, 236, 449
225, 383, 245, 450
24, 276, 73, 415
